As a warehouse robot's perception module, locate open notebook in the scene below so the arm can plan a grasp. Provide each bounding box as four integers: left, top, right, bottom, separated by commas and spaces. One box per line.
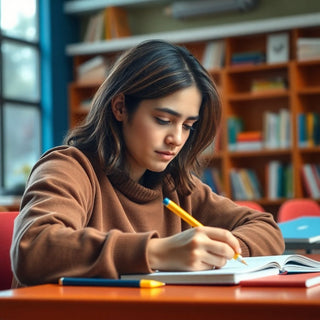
121, 254, 320, 285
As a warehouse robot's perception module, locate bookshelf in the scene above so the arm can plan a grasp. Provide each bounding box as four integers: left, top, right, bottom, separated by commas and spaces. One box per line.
66, 11, 320, 218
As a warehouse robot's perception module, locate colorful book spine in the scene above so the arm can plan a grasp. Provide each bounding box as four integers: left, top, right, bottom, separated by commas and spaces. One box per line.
301, 164, 320, 198
230, 168, 262, 200
228, 117, 243, 151
201, 168, 224, 196
267, 161, 293, 199
297, 112, 320, 147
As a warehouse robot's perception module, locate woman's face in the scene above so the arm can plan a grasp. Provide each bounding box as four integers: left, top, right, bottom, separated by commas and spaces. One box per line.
121, 86, 201, 182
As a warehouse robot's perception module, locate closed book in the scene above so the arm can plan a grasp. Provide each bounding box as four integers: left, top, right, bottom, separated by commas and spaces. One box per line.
278, 216, 320, 244
240, 272, 320, 288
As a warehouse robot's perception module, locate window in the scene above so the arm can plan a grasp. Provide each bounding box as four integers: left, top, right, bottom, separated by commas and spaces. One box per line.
0, 0, 40, 195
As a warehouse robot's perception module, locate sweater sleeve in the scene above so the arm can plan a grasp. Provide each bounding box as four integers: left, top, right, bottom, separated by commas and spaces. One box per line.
10, 147, 157, 287
185, 177, 285, 257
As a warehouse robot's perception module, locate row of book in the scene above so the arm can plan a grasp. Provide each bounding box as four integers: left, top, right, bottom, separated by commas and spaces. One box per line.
201, 168, 225, 196
297, 112, 320, 147
250, 77, 287, 93
199, 35, 319, 70
266, 161, 293, 200
230, 168, 262, 200
83, 7, 131, 43
201, 40, 225, 70
228, 109, 291, 151
230, 51, 265, 66
231, 162, 293, 200
301, 163, 320, 199
203, 161, 293, 201
297, 38, 320, 61
202, 48, 266, 70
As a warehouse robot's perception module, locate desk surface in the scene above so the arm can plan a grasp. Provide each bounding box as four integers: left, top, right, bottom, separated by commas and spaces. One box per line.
1, 256, 320, 320
1, 282, 320, 320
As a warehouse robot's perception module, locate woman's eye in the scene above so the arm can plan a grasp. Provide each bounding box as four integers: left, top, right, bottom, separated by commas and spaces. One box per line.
183, 121, 197, 131
183, 124, 194, 131
155, 117, 170, 125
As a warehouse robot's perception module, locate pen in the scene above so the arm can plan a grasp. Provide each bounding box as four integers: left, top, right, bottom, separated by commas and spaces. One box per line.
58, 277, 165, 288
163, 197, 248, 265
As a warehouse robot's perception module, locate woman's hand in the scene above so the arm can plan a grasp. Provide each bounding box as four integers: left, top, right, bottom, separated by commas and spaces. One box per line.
147, 227, 241, 271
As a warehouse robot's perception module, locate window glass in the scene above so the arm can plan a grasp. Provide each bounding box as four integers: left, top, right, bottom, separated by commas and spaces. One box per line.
1, 0, 38, 41
2, 40, 40, 102
0, 0, 40, 196
3, 103, 41, 191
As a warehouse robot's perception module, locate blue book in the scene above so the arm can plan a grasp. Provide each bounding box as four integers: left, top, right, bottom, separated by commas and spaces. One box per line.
297, 113, 307, 147
278, 216, 320, 243
202, 168, 218, 193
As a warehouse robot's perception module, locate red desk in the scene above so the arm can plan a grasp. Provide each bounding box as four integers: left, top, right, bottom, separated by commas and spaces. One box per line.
1, 281, 320, 320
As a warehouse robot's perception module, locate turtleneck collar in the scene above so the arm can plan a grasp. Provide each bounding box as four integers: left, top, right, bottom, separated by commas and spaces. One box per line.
108, 171, 162, 204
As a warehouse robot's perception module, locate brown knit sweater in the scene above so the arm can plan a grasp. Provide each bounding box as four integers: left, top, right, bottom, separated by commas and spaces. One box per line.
10, 146, 284, 287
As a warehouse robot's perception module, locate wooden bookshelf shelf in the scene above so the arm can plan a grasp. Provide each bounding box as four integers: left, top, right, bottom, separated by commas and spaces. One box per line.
227, 91, 289, 102
226, 62, 289, 73
298, 87, 320, 95
229, 149, 292, 157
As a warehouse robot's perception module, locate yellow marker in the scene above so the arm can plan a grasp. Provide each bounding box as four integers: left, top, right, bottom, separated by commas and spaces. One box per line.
163, 197, 247, 266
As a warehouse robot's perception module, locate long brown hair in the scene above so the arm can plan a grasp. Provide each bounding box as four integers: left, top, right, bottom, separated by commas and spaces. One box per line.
65, 40, 221, 195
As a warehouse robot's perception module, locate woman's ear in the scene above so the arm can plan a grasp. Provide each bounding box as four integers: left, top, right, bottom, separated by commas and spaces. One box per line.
111, 94, 126, 121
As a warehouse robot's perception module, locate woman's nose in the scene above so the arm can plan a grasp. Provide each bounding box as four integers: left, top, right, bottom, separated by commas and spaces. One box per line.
165, 126, 183, 146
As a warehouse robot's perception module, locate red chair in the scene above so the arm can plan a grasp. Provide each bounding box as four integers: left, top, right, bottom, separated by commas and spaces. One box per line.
0, 211, 19, 290
277, 199, 320, 222
235, 201, 264, 212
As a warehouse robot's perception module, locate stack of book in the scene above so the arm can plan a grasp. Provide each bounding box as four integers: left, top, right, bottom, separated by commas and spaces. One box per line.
251, 77, 287, 93
297, 38, 320, 61
231, 51, 265, 66
236, 131, 263, 151
227, 116, 243, 151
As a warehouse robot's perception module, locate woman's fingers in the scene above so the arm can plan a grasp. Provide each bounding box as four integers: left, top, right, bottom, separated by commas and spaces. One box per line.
147, 227, 241, 271
200, 226, 242, 257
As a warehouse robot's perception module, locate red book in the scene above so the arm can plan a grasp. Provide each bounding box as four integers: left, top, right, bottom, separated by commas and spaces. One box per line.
240, 272, 320, 288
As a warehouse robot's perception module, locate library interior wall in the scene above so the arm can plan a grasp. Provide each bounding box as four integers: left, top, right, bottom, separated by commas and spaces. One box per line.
45, 0, 320, 151
127, 0, 320, 35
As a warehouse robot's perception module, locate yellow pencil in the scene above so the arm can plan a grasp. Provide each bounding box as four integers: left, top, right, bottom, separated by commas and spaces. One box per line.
163, 197, 247, 266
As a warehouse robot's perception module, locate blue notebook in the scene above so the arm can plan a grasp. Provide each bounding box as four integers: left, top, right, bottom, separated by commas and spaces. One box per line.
278, 216, 320, 243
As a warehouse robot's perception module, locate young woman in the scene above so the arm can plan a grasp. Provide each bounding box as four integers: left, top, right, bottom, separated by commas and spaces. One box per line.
11, 40, 284, 287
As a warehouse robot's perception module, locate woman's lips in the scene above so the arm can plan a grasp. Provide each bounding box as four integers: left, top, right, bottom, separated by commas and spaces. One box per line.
156, 150, 176, 161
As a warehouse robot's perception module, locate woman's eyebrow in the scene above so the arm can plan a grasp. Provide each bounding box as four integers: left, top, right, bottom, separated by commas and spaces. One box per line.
155, 107, 199, 121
